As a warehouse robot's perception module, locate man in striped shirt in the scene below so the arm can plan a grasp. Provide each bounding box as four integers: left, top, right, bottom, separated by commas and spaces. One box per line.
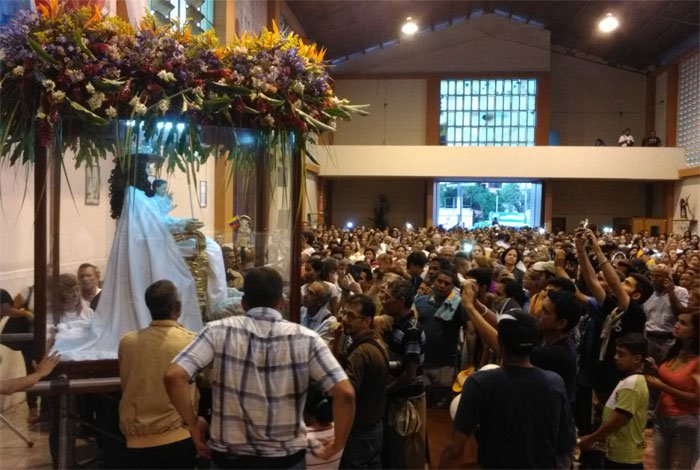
165, 267, 355, 469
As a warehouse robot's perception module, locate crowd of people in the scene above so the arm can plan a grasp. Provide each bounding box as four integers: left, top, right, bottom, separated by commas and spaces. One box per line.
1, 222, 698, 469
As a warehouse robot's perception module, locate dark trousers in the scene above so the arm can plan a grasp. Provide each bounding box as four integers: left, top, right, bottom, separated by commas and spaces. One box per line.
125, 438, 196, 469
603, 458, 643, 469
212, 450, 306, 469
339, 421, 383, 469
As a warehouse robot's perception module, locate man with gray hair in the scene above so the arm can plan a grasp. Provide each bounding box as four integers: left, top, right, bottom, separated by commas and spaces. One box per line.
301, 280, 336, 344
643, 264, 689, 363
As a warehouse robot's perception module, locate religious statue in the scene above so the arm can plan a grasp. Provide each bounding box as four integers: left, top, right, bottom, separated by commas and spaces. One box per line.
374, 194, 389, 229
54, 156, 227, 360
679, 194, 693, 220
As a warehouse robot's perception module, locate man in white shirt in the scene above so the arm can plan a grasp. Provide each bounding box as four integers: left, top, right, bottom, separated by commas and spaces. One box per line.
643, 264, 689, 363
618, 128, 635, 147
77, 263, 101, 310
301, 281, 336, 344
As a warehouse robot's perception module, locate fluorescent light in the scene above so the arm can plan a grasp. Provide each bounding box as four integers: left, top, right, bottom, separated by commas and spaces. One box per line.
401, 17, 418, 35
345, 221, 354, 229
599, 13, 619, 33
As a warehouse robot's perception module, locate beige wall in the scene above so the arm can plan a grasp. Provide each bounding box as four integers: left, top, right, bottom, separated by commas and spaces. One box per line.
333, 79, 427, 145
673, 175, 700, 233
550, 179, 649, 230
549, 54, 647, 146
317, 145, 685, 180
329, 178, 426, 229
655, 71, 668, 144
0, 154, 217, 296
333, 14, 550, 74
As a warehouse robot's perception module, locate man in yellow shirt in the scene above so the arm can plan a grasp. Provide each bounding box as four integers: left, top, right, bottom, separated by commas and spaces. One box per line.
118, 280, 198, 469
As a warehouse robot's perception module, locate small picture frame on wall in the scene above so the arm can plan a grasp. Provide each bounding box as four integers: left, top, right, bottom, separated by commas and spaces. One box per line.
199, 180, 207, 208
85, 166, 100, 206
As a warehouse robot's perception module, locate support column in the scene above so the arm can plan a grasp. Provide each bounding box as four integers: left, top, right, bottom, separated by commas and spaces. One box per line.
543, 180, 553, 232
33, 142, 48, 361
289, 139, 303, 323
665, 64, 679, 147
425, 179, 434, 226
317, 176, 326, 226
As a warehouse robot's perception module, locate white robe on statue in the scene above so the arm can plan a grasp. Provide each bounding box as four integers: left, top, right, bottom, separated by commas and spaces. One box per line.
55, 187, 214, 360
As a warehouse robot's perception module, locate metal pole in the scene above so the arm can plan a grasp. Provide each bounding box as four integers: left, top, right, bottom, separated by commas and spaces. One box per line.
33, 139, 48, 361
289, 135, 302, 323
0, 413, 34, 447
26, 377, 121, 394
58, 392, 75, 469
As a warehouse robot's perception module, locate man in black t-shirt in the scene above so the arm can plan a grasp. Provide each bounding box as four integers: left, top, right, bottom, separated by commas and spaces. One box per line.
439, 310, 575, 469
532, 288, 582, 406
587, 231, 654, 403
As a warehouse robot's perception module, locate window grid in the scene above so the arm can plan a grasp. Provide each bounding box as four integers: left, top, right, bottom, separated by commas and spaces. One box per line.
439, 79, 537, 147
150, 0, 214, 32
678, 53, 700, 167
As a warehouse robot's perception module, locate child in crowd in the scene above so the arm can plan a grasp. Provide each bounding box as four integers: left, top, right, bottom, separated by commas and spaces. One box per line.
578, 333, 650, 469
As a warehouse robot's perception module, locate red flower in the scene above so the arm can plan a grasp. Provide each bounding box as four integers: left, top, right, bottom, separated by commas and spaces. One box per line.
89, 43, 110, 55
84, 63, 102, 77
70, 88, 83, 102
117, 81, 132, 101
232, 97, 245, 115
147, 82, 163, 98
207, 69, 231, 79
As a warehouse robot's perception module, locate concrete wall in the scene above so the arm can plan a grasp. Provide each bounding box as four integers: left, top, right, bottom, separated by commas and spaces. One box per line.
0, 154, 217, 296
327, 177, 668, 232
329, 178, 426, 229
333, 14, 550, 74
550, 179, 649, 230
317, 145, 685, 180
333, 79, 427, 145
673, 176, 700, 233
549, 54, 647, 146
655, 71, 668, 144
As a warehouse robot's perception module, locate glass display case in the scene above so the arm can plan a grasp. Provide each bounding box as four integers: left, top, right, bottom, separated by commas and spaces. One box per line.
35, 119, 301, 375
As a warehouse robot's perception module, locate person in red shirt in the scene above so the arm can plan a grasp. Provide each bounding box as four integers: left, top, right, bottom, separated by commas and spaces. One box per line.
645, 310, 699, 469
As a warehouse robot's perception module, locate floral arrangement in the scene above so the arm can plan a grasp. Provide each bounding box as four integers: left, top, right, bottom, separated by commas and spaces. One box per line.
0, 0, 367, 169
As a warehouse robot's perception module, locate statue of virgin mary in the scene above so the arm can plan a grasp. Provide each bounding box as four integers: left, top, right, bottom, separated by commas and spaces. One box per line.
54, 155, 226, 360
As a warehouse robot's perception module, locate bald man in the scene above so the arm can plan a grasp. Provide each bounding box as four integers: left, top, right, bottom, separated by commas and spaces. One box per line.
643, 264, 689, 363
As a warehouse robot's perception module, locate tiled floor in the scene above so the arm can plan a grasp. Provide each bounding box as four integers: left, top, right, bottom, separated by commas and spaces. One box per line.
0, 403, 100, 470
1, 401, 660, 469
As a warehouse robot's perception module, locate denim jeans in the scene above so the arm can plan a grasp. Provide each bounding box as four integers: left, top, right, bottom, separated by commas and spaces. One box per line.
339, 421, 382, 469
653, 414, 699, 469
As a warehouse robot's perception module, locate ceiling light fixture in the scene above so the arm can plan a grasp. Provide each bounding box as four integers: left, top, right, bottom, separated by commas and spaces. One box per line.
598, 13, 619, 33
401, 16, 418, 35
